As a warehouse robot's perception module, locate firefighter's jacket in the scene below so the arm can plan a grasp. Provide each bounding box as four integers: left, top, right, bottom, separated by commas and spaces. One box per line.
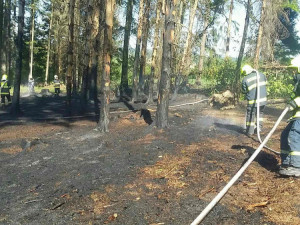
281, 96, 300, 167
0, 80, 11, 95
290, 96, 300, 121
242, 71, 267, 106
53, 79, 60, 88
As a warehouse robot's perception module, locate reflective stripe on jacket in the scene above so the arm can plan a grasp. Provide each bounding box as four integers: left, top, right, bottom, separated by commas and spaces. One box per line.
291, 97, 300, 120
54, 80, 60, 88
242, 71, 267, 106
0, 81, 11, 94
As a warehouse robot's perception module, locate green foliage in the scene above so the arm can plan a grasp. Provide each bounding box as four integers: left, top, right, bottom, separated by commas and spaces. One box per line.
199, 57, 296, 100
263, 69, 295, 99
201, 57, 236, 93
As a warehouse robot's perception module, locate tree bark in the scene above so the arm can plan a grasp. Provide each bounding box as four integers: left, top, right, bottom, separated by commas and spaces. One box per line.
89, 1, 100, 109
81, 0, 93, 112
254, 0, 266, 69
120, 0, 133, 96
6, 0, 11, 78
198, 1, 210, 73
73, 0, 80, 93
146, 0, 162, 104
225, 0, 233, 58
1, 0, 8, 74
11, 0, 25, 115
96, 0, 105, 115
234, 0, 251, 102
131, 0, 145, 102
28, 0, 35, 81
45, 4, 53, 85
67, 0, 75, 109
179, 0, 199, 75
0, 0, 3, 75
139, 0, 151, 95
156, 0, 177, 128
97, 0, 115, 132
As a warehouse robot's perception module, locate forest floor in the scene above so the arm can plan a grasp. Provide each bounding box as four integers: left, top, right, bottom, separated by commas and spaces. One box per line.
0, 92, 300, 225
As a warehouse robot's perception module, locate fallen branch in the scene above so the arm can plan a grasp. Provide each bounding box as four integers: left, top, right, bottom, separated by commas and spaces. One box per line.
51, 202, 65, 210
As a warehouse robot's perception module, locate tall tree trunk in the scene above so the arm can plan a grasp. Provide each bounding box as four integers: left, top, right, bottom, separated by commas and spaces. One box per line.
45, 4, 53, 85
96, 0, 105, 115
6, 0, 11, 78
57, 35, 62, 78
73, 0, 80, 93
98, 0, 115, 132
81, 0, 93, 112
0, 0, 3, 75
198, 1, 210, 73
173, 0, 198, 100
131, 0, 145, 102
11, 0, 25, 115
179, 0, 199, 75
225, 0, 233, 58
156, 0, 177, 128
173, 1, 184, 75
254, 0, 266, 69
139, 0, 151, 95
28, 0, 35, 81
146, 0, 162, 104
67, 0, 75, 108
1, 0, 8, 74
120, 0, 133, 96
234, 0, 251, 102
89, 2, 100, 108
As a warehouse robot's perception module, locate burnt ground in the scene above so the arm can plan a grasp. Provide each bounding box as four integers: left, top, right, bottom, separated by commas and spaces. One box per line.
0, 93, 300, 225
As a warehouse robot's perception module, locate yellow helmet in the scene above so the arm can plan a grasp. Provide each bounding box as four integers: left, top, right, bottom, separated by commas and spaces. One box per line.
1, 74, 8, 81
289, 56, 300, 73
241, 65, 254, 75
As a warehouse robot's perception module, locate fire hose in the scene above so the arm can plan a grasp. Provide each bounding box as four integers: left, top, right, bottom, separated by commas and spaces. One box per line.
190, 106, 289, 225
191, 70, 289, 224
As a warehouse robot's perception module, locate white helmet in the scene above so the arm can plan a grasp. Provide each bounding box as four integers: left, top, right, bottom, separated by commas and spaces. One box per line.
54, 75, 58, 79
2, 74, 8, 81
242, 65, 254, 75
289, 56, 300, 73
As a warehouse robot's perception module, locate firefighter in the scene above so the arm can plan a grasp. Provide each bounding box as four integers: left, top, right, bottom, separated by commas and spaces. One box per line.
0, 74, 11, 107
28, 77, 35, 94
279, 57, 300, 177
241, 65, 267, 136
53, 75, 61, 96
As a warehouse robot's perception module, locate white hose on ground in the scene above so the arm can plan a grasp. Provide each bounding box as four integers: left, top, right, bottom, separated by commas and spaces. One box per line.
254, 70, 280, 155
190, 106, 289, 225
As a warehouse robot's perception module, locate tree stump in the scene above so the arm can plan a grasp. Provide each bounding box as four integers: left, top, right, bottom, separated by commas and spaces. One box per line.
209, 90, 235, 110
40, 89, 52, 96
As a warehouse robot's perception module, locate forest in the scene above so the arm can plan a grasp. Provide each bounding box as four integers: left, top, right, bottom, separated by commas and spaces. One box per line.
1, 0, 300, 224
0, 0, 299, 128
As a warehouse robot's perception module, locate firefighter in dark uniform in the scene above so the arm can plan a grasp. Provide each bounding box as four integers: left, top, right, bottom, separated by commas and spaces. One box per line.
241, 65, 267, 136
53, 75, 61, 96
279, 58, 300, 177
0, 74, 11, 107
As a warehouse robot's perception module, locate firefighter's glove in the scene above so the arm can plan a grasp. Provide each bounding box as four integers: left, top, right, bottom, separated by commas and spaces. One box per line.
288, 97, 300, 111
288, 101, 297, 111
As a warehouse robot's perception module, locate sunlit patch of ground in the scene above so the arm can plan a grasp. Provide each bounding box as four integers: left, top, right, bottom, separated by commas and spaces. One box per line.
1, 145, 23, 154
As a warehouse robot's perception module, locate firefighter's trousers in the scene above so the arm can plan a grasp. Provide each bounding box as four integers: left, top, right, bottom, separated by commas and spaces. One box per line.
281, 119, 300, 168
246, 105, 265, 135
1, 94, 11, 104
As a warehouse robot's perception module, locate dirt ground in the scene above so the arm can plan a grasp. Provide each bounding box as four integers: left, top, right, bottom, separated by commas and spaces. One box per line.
0, 93, 300, 225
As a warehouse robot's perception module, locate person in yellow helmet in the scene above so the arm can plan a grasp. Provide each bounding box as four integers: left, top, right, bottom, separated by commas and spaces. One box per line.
241, 65, 268, 136
0, 74, 11, 107
279, 57, 300, 177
